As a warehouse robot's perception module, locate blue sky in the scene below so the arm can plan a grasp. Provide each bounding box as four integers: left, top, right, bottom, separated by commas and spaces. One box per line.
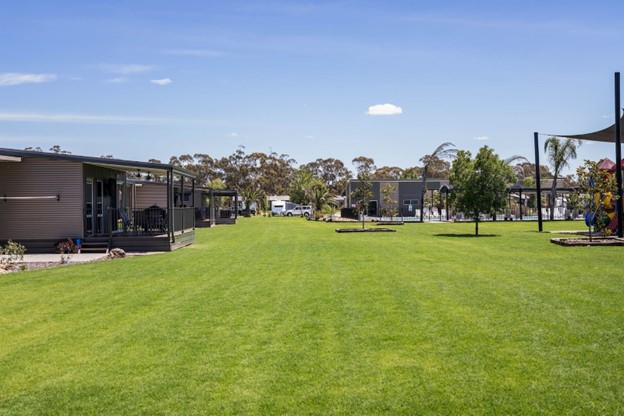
1, 0, 624, 174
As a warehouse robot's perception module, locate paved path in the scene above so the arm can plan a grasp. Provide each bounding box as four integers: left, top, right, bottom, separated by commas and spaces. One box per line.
3, 253, 109, 264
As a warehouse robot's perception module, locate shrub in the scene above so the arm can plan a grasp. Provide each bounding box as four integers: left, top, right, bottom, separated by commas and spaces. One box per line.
56, 238, 78, 254
0, 240, 26, 271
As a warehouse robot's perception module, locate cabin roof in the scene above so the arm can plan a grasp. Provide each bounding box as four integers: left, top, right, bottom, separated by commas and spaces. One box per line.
0, 147, 196, 178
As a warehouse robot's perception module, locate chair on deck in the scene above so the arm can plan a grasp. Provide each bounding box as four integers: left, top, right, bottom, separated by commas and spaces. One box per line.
143, 205, 167, 233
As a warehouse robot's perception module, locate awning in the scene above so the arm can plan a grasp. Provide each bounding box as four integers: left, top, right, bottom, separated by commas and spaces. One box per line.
597, 157, 616, 171
553, 114, 624, 143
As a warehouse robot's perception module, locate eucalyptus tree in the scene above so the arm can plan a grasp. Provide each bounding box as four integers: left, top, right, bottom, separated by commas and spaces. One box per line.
352, 156, 376, 178
168, 153, 219, 187
215, 146, 258, 192
300, 158, 352, 195
543, 137, 582, 220
373, 166, 404, 180
419, 142, 457, 222
251, 151, 297, 197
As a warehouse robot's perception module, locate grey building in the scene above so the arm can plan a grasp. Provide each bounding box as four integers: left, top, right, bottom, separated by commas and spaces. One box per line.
346, 178, 450, 218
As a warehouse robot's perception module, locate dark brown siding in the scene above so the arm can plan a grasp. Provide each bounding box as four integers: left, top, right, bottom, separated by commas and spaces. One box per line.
0, 157, 83, 241
135, 183, 167, 208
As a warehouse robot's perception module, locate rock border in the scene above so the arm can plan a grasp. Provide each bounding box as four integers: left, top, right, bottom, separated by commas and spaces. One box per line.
550, 237, 624, 246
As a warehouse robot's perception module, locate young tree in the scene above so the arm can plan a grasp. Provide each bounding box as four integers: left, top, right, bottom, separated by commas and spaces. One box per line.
350, 178, 374, 229
544, 137, 582, 220
449, 146, 515, 236
380, 183, 398, 219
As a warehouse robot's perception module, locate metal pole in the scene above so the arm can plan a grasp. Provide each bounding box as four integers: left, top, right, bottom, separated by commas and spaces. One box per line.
615, 72, 623, 237
168, 169, 175, 243
166, 169, 171, 241
534, 132, 543, 232
420, 180, 425, 222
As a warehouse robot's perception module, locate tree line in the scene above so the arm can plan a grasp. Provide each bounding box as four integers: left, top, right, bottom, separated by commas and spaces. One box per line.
26, 139, 582, 224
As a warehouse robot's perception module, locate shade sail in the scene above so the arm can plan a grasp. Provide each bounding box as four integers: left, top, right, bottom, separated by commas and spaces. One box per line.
554, 114, 624, 143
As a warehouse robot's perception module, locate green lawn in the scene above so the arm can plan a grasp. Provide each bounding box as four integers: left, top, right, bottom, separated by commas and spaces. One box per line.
1, 218, 623, 415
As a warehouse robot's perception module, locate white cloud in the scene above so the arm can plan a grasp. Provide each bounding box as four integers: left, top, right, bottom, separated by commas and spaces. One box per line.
106, 77, 129, 84
0, 73, 56, 87
103, 64, 156, 74
0, 111, 181, 124
366, 103, 403, 116
475, 136, 489, 141
151, 78, 172, 86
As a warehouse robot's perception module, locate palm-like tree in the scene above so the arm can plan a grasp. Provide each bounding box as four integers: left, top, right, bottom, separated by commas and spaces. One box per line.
504, 155, 530, 183
419, 142, 457, 222
306, 179, 333, 219
544, 136, 581, 220
239, 186, 262, 217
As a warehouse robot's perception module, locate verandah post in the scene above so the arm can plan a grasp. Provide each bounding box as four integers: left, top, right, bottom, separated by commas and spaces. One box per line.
615, 72, 623, 238
534, 132, 543, 232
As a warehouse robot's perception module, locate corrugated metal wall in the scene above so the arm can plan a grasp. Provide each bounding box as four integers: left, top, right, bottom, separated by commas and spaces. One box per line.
0, 158, 83, 240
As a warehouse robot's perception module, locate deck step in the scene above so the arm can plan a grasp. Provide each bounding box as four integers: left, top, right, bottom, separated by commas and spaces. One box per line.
80, 241, 109, 253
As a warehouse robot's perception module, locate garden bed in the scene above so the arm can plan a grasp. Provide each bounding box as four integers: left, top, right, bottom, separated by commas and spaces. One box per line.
335, 228, 396, 233
376, 221, 404, 225
550, 237, 624, 246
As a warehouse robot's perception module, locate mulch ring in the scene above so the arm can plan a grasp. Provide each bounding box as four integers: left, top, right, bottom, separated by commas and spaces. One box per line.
550, 237, 624, 246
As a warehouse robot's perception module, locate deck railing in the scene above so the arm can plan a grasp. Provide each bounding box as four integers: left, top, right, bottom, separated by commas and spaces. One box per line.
109, 207, 164, 236
172, 207, 195, 233
109, 207, 169, 236
109, 207, 196, 238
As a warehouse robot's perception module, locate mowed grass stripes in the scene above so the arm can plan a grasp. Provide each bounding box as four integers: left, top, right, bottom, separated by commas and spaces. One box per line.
1, 218, 623, 415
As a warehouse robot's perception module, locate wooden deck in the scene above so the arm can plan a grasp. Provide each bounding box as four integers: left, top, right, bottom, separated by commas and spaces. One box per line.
7, 230, 195, 254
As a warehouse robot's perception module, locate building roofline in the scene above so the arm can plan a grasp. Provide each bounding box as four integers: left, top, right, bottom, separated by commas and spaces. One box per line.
0, 147, 196, 178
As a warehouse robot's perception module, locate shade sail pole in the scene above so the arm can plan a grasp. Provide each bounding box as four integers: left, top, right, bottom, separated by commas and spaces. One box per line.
615, 72, 623, 238
534, 132, 543, 232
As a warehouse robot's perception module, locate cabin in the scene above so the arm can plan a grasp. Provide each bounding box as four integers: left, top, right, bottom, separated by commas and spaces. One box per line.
192, 187, 239, 227
0, 148, 197, 253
